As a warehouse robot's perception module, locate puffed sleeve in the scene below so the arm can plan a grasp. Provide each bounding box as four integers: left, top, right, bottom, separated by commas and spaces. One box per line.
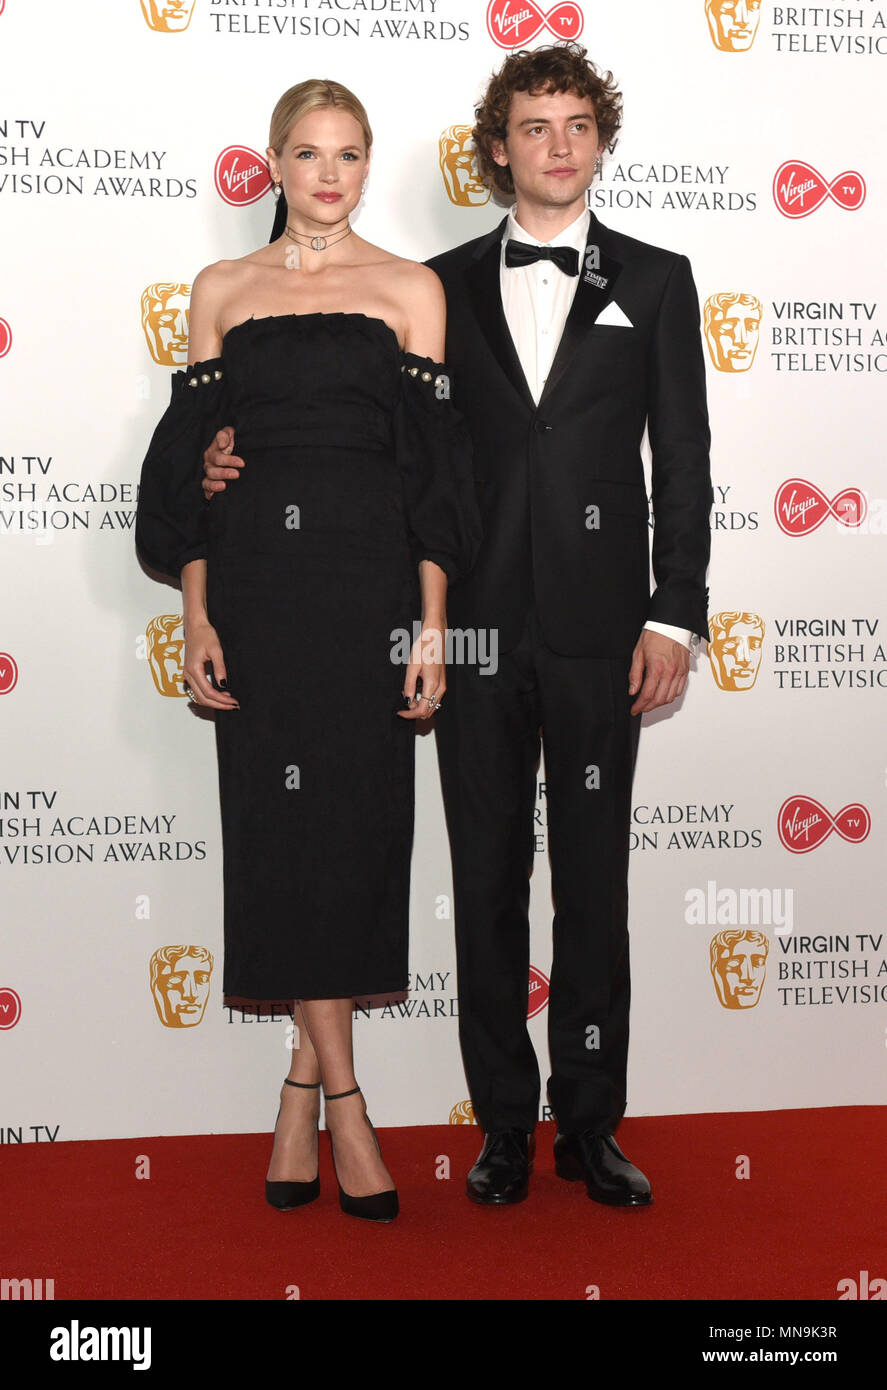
393, 352, 482, 584
135, 356, 231, 582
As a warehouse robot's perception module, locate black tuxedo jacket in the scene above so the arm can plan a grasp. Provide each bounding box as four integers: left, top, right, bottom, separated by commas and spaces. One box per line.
425, 211, 713, 658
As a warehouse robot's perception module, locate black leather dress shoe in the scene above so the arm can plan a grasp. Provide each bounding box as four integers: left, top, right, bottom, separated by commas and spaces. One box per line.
554, 1130, 652, 1206
466, 1129, 534, 1205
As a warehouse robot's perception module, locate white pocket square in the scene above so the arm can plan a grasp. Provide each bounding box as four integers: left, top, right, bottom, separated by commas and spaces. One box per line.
594, 301, 633, 327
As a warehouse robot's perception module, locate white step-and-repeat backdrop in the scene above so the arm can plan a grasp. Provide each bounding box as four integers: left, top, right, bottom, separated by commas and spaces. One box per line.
2, 0, 885, 1142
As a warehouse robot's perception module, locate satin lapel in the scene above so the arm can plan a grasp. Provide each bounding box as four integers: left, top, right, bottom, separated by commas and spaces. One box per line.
465, 219, 535, 412
538, 220, 625, 408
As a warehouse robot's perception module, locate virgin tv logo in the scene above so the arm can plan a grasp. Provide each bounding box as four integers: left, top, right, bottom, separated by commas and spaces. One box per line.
528, 965, 550, 1018
0, 317, 11, 358
214, 146, 271, 207
773, 160, 866, 218
0, 988, 22, 1030
486, 0, 583, 49
778, 796, 870, 853
0, 652, 18, 694
774, 479, 866, 536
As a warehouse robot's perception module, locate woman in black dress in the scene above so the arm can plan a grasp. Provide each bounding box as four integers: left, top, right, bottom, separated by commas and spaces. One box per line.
135, 80, 480, 1222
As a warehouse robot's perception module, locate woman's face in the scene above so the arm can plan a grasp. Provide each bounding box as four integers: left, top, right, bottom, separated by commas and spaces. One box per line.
268, 106, 368, 226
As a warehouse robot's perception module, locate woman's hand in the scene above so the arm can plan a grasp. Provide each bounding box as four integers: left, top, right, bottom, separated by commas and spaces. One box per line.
398, 619, 446, 721
182, 620, 239, 710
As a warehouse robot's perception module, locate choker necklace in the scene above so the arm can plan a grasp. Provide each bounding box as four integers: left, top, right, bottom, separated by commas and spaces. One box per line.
284, 222, 353, 253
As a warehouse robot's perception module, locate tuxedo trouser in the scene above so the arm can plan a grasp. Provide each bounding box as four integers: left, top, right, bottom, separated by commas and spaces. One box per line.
435, 607, 642, 1136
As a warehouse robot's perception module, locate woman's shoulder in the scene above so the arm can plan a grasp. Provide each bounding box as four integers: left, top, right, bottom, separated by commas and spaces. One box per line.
184, 257, 253, 362
356, 239, 440, 286
191, 254, 265, 300
376, 252, 441, 287
189, 256, 270, 354
389, 263, 446, 362
372, 255, 445, 315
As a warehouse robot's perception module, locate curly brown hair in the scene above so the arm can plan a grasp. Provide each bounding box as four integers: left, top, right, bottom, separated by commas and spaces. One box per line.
472, 43, 623, 197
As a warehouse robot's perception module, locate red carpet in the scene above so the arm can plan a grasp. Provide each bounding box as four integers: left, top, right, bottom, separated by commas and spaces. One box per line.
4, 1107, 885, 1301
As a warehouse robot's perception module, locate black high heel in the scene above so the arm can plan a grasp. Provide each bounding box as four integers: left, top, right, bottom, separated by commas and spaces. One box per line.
265, 1078, 321, 1211
324, 1086, 399, 1223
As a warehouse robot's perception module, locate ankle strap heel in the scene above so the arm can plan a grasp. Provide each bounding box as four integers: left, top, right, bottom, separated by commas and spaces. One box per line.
323, 1087, 398, 1223
265, 1078, 321, 1213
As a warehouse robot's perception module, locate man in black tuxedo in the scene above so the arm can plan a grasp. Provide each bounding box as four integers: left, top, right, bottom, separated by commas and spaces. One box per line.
425, 44, 711, 1208
202, 44, 712, 1208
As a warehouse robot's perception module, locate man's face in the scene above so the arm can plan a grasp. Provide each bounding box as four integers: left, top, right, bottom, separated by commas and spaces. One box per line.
492, 87, 603, 215
712, 937, 767, 1009
154, 952, 211, 1027
706, 0, 761, 51
707, 300, 761, 372
711, 619, 764, 690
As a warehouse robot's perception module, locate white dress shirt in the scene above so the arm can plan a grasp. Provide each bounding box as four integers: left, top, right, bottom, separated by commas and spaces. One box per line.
500, 206, 694, 650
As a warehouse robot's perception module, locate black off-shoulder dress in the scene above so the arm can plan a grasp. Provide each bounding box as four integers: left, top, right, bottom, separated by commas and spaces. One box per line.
135, 312, 481, 1001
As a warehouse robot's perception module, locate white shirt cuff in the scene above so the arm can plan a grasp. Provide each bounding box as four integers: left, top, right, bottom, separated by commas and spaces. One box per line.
643, 620, 694, 649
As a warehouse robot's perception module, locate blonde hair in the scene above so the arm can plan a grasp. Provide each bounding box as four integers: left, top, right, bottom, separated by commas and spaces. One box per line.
269, 79, 373, 156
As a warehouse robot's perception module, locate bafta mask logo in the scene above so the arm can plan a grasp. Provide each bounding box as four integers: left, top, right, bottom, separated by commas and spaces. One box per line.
151, 945, 214, 1027
708, 611, 765, 691
147, 615, 187, 698
439, 126, 491, 208
140, 0, 196, 32
528, 964, 550, 1018
449, 1100, 477, 1125
141, 283, 190, 367
704, 293, 762, 372
710, 929, 768, 1010
705, 0, 761, 51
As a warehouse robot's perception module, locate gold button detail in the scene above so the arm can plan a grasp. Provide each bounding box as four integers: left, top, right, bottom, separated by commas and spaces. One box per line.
409, 366, 419, 377
421, 371, 432, 382
213, 369, 223, 380
188, 377, 198, 388
200, 373, 211, 384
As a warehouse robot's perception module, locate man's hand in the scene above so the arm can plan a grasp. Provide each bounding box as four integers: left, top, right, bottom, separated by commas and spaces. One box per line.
202, 427, 243, 500
628, 629, 690, 714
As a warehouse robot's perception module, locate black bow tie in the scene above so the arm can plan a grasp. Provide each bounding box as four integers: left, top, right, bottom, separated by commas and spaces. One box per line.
504, 239, 580, 277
